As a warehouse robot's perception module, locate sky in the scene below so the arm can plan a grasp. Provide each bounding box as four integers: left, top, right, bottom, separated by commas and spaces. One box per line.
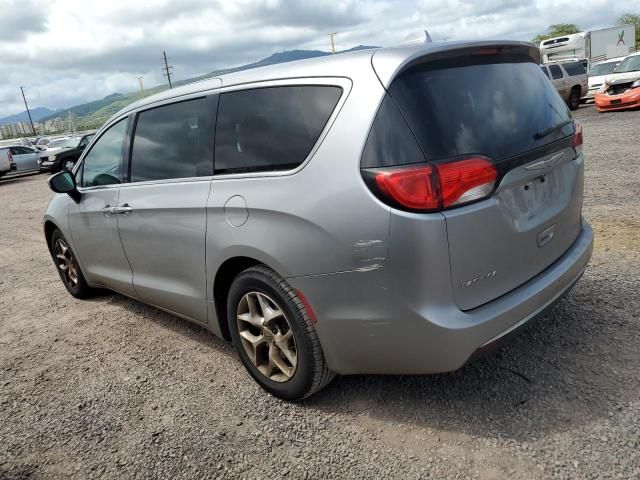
0, 0, 636, 118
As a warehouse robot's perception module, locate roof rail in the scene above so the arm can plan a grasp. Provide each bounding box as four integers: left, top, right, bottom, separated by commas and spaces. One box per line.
399, 30, 433, 46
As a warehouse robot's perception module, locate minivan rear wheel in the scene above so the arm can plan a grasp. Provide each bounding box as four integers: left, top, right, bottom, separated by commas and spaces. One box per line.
227, 265, 334, 400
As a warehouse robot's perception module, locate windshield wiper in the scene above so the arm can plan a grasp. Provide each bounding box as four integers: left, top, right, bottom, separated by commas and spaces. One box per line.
533, 119, 573, 140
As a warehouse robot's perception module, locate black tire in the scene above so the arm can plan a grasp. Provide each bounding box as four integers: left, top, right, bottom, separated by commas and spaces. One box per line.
62, 158, 76, 172
50, 229, 94, 299
568, 87, 581, 110
227, 265, 334, 401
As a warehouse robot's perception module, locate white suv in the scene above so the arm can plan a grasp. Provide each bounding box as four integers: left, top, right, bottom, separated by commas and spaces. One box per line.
541, 61, 588, 110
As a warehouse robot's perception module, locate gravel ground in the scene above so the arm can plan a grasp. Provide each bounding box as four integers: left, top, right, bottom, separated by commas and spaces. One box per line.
1, 105, 639, 480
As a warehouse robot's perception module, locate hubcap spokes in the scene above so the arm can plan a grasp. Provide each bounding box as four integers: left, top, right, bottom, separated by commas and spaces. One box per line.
237, 291, 297, 382
54, 238, 78, 287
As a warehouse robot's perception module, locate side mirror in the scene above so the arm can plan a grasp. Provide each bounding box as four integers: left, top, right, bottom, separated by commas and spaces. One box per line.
48, 171, 80, 203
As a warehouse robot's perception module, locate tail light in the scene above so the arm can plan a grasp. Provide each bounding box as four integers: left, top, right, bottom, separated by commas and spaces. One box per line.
364, 156, 497, 212
572, 121, 583, 154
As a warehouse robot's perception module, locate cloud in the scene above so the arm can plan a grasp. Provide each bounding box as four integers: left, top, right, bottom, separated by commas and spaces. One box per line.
0, 0, 50, 42
0, 0, 634, 117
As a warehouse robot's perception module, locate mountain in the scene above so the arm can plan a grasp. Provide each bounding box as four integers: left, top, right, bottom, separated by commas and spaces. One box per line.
0, 107, 57, 124
38, 45, 379, 129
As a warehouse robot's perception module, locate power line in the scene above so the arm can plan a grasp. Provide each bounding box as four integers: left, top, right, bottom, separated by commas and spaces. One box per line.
162, 51, 174, 88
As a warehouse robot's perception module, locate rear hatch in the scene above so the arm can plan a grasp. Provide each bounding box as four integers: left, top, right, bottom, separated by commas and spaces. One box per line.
378, 46, 584, 310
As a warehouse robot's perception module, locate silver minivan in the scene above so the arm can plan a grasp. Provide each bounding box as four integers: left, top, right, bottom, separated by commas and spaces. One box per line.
44, 40, 593, 400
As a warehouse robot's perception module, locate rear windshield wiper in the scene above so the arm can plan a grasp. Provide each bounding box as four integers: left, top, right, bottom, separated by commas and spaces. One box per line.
533, 119, 573, 140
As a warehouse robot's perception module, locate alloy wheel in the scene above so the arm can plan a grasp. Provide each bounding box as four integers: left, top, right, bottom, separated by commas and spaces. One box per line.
54, 238, 78, 288
236, 291, 297, 382
64, 160, 75, 171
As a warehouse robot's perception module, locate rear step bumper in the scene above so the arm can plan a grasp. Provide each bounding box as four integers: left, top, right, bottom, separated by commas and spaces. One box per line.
288, 219, 593, 375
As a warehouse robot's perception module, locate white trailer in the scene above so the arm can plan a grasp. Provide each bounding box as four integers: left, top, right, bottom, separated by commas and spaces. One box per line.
540, 25, 636, 69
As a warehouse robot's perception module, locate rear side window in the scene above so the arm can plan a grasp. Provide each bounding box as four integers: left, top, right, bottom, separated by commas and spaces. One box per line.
130, 98, 213, 182
361, 95, 425, 168
214, 85, 342, 173
549, 64, 563, 79
562, 62, 586, 76
387, 55, 573, 163
540, 66, 550, 79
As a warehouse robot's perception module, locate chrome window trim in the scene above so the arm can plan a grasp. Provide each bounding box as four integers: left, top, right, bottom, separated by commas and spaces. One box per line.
116, 76, 352, 186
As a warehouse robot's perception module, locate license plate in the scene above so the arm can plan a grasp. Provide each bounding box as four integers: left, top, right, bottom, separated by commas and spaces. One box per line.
611, 99, 622, 105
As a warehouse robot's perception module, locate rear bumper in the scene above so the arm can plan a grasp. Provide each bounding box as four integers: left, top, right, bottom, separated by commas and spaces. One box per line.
289, 220, 593, 375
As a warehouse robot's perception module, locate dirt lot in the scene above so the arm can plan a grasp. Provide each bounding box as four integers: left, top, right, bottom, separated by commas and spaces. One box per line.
1, 105, 639, 480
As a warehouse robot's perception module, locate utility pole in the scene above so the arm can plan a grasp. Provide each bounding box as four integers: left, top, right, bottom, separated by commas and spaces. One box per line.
328, 32, 338, 53
138, 76, 145, 98
162, 51, 173, 88
20, 87, 36, 136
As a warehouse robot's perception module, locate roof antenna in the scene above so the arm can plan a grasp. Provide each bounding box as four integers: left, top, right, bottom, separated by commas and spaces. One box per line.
399, 30, 433, 46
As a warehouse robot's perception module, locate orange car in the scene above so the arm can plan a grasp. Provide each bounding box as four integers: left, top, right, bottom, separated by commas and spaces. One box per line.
595, 77, 640, 112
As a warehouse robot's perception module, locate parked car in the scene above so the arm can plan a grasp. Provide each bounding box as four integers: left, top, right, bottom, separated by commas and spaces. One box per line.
39, 133, 95, 172
0, 138, 33, 148
36, 137, 51, 150
0, 149, 14, 178
44, 39, 593, 400
540, 61, 588, 109
584, 57, 625, 101
0, 145, 41, 173
594, 52, 640, 112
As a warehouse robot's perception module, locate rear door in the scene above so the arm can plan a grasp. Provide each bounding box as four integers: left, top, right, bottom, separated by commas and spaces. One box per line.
116, 96, 215, 323
385, 52, 583, 310
548, 64, 568, 98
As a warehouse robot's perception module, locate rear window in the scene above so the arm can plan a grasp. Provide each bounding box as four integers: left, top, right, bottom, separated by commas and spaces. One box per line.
387, 55, 573, 162
562, 61, 586, 76
214, 85, 341, 174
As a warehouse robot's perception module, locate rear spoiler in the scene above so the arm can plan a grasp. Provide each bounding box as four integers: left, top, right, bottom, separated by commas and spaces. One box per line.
372, 41, 539, 88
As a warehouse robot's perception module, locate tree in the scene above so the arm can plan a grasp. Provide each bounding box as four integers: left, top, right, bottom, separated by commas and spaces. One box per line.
616, 13, 640, 50
532, 24, 582, 44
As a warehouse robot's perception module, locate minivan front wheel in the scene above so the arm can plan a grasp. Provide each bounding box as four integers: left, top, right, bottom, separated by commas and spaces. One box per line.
50, 229, 94, 299
227, 266, 334, 400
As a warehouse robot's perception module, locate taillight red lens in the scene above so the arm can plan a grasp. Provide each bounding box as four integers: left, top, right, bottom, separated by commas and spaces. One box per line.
572, 121, 583, 153
369, 157, 497, 212
375, 165, 439, 210
435, 157, 497, 208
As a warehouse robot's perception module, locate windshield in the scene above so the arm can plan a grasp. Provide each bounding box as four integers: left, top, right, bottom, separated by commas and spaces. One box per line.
389, 55, 573, 162
589, 61, 619, 76
63, 137, 81, 148
37, 138, 50, 145
613, 55, 640, 73
48, 139, 69, 148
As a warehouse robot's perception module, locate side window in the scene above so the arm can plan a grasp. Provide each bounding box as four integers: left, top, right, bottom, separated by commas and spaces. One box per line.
562, 62, 586, 76
549, 64, 563, 80
214, 85, 342, 173
130, 97, 213, 182
80, 118, 128, 187
540, 66, 550, 79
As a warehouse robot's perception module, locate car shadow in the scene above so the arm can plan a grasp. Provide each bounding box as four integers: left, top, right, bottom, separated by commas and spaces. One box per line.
79, 272, 632, 443
302, 273, 634, 442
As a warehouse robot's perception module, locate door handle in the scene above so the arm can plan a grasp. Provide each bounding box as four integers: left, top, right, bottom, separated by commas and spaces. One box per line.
111, 204, 133, 215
